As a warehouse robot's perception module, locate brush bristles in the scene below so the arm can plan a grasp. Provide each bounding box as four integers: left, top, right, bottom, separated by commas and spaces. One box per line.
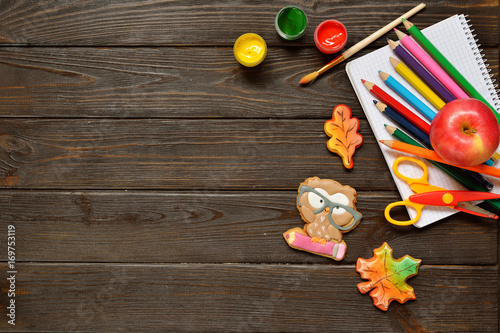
299, 71, 319, 85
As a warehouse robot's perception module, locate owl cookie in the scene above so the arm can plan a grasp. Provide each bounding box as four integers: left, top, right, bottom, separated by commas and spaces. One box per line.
283, 177, 362, 260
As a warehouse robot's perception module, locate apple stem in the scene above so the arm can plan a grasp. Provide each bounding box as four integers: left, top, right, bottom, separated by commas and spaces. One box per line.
463, 128, 477, 135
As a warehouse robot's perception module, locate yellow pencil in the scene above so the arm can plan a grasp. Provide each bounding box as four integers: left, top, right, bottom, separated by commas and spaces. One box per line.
389, 57, 445, 110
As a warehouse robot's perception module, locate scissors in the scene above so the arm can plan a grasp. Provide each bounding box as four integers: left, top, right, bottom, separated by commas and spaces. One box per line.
385, 157, 500, 226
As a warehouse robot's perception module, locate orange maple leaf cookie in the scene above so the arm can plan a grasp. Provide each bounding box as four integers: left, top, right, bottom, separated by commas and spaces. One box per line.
356, 242, 421, 311
324, 104, 363, 169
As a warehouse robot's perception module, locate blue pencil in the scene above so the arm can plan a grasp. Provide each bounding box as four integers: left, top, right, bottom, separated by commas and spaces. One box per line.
373, 100, 431, 147
374, 100, 494, 190
379, 70, 436, 121
379, 71, 495, 166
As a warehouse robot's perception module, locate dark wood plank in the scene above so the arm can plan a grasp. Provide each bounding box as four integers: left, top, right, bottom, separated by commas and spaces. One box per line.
0, 47, 496, 118
0, 118, 397, 190
1, 190, 496, 265
0, 263, 495, 332
0, 1, 497, 331
0, 1, 497, 46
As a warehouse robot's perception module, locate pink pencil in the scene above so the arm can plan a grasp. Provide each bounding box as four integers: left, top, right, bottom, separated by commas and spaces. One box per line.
394, 29, 469, 100
283, 228, 346, 260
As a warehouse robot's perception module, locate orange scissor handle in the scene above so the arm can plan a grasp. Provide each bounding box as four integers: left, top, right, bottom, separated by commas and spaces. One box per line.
392, 156, 447, 194
385, 199, 425, 226
392, 156, 429, 185
386, 157, 444, 225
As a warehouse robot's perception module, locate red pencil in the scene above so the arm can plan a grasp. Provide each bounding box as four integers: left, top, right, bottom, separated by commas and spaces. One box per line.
362, 79, 431, 133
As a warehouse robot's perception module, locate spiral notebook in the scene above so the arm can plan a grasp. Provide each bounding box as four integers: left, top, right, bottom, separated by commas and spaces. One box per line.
346, 14, 500, 228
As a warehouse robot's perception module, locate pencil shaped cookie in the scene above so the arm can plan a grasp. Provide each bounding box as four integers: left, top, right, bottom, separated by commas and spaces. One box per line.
284, 227, 347, 260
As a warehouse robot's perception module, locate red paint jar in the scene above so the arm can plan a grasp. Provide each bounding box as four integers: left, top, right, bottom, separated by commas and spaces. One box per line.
314, 20, 347, 54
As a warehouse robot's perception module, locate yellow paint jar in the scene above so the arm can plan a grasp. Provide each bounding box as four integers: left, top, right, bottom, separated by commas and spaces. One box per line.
233, 33, 267, 67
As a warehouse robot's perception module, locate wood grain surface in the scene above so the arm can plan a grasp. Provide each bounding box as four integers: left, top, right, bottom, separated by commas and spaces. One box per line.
0, 190, 496, 265
0, 1, 499, 332
0, 264, 496, 332
0, 48, 496, 118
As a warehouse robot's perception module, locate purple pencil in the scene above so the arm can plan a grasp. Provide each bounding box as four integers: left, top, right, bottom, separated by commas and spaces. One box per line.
387, 39, 455, 103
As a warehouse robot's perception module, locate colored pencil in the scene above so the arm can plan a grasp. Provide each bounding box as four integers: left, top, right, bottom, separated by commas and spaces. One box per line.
403, 19, 500, 123
394, 29, 467, 100
378, 74, 496, 167
362, 79, 430, 133
298, 3, 426, 85
389, 57, 446, 110
380, 139, 500, 179
379, 70, 436, 121
384, 124, 494, 192
385, 125, 483, 191
375, 100, 431, 147
373, 72, 496, 166
387, 38, 455, 103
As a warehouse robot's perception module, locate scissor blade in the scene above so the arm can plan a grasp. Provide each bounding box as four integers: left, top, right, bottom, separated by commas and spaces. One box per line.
454, 202, 498, 219
410, 190, 500, 206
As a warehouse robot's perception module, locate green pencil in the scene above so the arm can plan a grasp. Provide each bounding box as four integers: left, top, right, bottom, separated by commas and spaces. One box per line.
402, 19, 500, 124
385, 124, 500, 212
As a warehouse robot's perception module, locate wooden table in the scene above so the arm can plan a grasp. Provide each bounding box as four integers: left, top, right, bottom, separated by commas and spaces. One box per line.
0, 1, 498, 331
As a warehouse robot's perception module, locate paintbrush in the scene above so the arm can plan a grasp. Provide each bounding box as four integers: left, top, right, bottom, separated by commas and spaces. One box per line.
299, 3, 426, 85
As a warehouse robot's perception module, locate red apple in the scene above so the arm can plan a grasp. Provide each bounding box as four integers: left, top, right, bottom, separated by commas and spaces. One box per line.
430, 98, 500, 167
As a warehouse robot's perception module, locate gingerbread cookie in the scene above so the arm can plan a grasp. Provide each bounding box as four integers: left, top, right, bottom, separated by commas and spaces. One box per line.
324, 104, 363, 169
283, 177, 362, 260
356, 242, 421, 311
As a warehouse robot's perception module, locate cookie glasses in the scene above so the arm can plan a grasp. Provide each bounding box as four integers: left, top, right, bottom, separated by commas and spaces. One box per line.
298, 185, 362, 231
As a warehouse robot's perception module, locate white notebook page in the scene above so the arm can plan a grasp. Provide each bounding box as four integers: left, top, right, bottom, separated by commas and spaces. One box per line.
346, 14, 500, 227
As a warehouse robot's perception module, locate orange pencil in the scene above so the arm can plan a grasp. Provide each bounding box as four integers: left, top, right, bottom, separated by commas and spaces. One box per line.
362, 79, 431, 133
380, 140, 500, 179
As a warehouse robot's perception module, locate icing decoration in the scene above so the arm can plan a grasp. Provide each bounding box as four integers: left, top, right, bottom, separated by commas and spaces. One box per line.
324, 104, 363, 169
283, 177, 362, 261
284, 227, 346, 260
356, 242, 421, 311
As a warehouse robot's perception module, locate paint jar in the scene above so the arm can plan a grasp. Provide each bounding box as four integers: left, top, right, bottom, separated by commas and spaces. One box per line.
233, 33, 267, 67
314, 20, 347, 54
275, 6, 308, 40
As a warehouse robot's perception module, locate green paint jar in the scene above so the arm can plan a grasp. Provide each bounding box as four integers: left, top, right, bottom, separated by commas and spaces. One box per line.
275, 6, 308, 40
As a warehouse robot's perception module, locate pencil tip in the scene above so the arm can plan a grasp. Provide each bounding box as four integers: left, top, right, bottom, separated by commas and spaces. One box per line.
379, 139, 392, 147
387, 39, 397, 48
385, 124, 396, 135
361, 79, 366, 83
379, 70, 390, 81
373, 100, 378, 104
389, 57, 399, 66
402, 18, 406, 22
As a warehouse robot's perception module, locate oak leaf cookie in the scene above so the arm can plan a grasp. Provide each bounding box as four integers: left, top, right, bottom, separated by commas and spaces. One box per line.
324, 104, 363, 169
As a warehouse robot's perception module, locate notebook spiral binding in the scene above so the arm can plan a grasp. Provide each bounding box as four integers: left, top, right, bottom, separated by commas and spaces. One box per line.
460, 14, 500, 111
